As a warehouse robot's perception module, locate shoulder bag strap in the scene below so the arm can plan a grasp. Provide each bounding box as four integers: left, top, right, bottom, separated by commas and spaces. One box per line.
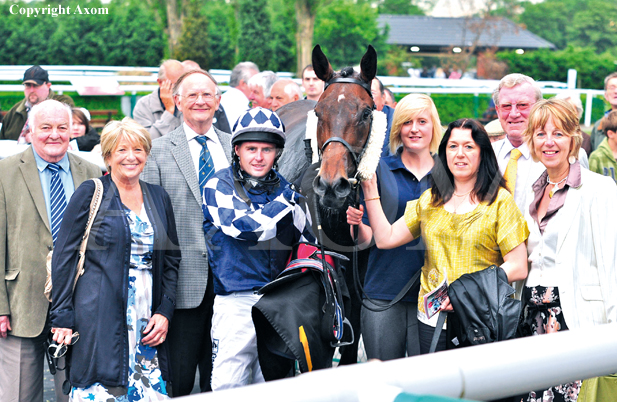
429, 311, 448, 353
72, 178, 104, 290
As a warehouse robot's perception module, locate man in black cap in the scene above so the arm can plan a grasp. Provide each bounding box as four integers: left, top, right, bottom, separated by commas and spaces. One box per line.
0, 65, 74, 141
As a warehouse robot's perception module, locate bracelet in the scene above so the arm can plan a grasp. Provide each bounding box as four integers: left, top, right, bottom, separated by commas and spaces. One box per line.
364, 196, 380, 201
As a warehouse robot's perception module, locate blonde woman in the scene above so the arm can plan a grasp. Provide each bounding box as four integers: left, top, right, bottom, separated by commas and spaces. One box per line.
50, 118, 180, 401
346, 94, 442, 360
519, 99, 617, 402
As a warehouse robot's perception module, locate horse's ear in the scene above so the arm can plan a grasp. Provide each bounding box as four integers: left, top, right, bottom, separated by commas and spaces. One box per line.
312, 45, 334, 83
359, 45, 377, 83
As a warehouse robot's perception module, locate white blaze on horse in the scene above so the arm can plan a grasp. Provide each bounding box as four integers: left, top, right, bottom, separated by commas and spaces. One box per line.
307, 44, 387, 211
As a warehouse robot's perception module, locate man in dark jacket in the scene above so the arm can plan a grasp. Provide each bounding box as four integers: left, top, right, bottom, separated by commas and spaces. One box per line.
0, 65, 74, 141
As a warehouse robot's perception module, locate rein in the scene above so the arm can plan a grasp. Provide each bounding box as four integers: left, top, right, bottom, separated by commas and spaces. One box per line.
315, 76, 417, 314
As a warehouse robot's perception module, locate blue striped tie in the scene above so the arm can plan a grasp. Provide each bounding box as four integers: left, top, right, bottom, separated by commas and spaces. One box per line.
48, 163, 67, 245
194, 136, 215, 197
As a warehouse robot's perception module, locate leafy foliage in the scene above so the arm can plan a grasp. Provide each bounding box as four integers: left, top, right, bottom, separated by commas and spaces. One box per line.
173, 2, 211, 68
380, 46, 419, 76
237, 0, 273, 70
497, 46, 617, 90
377, 0, 423, 15
314, 0, 387, 70
268, 0, 296, 72
0, 0, 165, 66
202, 0, 236, 70
518, 0, 617, 54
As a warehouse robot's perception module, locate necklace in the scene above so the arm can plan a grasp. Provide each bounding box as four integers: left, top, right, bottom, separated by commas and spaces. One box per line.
547, 176, 568, 198
453, 189, 473, 197
452, 192, 470, 214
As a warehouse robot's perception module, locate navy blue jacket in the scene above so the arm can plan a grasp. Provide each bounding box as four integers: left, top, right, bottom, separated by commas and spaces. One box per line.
202, 167, 314, 295
50, 174, 180, 388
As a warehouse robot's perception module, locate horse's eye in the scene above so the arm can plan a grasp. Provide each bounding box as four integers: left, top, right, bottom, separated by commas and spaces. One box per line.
362, 109, 372, 121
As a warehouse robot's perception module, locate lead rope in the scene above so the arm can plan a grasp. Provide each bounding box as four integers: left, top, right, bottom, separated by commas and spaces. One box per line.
350, 182, 421, 313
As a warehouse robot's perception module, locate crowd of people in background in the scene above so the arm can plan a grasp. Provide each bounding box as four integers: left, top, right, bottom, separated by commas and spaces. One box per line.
0, 60, 616, 402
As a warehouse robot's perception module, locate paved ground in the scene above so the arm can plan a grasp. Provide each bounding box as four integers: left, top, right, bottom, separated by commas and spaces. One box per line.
43, 338, 366, 401
43, 365, 201, 401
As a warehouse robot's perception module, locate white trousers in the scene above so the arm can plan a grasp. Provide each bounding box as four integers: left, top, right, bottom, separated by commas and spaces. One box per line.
211, 292, 264, 391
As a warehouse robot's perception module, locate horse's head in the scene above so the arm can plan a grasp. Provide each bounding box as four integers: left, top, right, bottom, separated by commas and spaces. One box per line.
311, 45, 377, 211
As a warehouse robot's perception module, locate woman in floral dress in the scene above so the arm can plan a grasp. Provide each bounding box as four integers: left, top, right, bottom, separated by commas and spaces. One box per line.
50, 118, 180, 401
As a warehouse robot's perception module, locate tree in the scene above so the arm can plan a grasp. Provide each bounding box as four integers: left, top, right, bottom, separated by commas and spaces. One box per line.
377, 0, 424, 15
237, 0, 273, 70
269, 0, 297, 72
568, 0, 617, 54
173, 2, 211, 68
517, 0, 617, 54
295, 0, 322, 75
517, 0, 580, 50
497, 46, 617, 90
313, 0, 387, 69
0, 0, 165, 66
203, 0, 236, 69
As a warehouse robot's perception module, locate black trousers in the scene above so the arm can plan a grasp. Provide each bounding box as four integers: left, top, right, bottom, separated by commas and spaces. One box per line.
167, 273, 215, 397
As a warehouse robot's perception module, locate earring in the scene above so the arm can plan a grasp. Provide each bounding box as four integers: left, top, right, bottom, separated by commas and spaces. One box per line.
568, 155, 576, 164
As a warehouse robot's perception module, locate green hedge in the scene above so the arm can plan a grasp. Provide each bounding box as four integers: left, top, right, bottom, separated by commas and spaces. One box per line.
1, 92, 128, 118
2, 92, 609, 128
393, 93, 609, 127
497, 47, 617, 90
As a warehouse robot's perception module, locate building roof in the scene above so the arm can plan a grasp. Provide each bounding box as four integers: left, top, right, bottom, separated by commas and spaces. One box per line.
377, 15, 555, 52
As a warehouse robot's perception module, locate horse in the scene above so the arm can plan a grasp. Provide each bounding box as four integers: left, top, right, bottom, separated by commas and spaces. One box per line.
252, 46, 389, 376
298, 45, 387, 251
310, 44, 386, 212
299, 44, 387, 365
276, 99, 317, 184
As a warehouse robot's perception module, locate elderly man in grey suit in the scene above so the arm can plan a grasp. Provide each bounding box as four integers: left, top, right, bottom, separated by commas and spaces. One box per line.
141, 69, 232, 396
0, 100, 101, 402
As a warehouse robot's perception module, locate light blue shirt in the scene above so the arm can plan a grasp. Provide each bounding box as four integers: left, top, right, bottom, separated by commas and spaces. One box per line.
32, 148, 75, 227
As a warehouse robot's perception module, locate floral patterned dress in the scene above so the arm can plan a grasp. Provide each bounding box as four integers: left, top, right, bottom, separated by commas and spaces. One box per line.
70, 207, 169, 402
518, 286, 582, 402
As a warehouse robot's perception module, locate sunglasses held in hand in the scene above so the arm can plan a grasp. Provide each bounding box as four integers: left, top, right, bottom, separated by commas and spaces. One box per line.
48, 332, 80, 359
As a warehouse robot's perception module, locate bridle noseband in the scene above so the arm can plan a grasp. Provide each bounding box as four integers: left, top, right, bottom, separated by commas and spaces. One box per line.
319, 76, 375, 176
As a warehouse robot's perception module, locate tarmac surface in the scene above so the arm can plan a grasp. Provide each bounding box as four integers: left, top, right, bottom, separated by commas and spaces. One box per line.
43, 364, 201, 401
43, 339, 366, 400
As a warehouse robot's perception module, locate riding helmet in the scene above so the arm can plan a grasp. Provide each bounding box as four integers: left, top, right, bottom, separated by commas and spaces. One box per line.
231, 107, 286, 148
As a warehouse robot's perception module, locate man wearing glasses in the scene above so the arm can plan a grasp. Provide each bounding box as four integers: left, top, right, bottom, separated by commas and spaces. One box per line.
492, 73, 589, 212
141, 69, 232, 396
0, 65, 74, 141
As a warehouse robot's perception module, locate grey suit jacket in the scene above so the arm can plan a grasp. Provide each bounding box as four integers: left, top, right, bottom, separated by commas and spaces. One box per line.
0, 148, 101, 337
141, 125, 232, 309
133, 88, 183, 140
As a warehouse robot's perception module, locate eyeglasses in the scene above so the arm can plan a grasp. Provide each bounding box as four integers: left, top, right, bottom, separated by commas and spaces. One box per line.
47, 332, 80, 359
178, 92, 215, 102
499, 102, 532, 112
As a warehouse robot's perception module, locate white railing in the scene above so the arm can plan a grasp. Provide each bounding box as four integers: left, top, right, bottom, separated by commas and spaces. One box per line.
0, 65, 605, 126
177, 323, 617, 402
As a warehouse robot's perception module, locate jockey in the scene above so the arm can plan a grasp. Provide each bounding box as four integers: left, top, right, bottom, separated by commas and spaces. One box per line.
202, 107, 315, 390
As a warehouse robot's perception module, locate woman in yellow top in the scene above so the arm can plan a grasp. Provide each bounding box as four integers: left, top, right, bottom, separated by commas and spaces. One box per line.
361, 118, 529, 353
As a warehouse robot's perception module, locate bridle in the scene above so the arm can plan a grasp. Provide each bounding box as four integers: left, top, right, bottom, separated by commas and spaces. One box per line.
318, 76, 376, 179
317, 76, 404, 315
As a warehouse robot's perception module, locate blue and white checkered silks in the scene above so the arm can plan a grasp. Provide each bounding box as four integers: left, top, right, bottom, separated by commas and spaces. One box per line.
231, 107, 286, 142
202, 176, 314, 244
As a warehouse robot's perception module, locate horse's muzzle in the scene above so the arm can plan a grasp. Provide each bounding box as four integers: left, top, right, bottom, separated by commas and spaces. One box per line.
313, 175, 352, 209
